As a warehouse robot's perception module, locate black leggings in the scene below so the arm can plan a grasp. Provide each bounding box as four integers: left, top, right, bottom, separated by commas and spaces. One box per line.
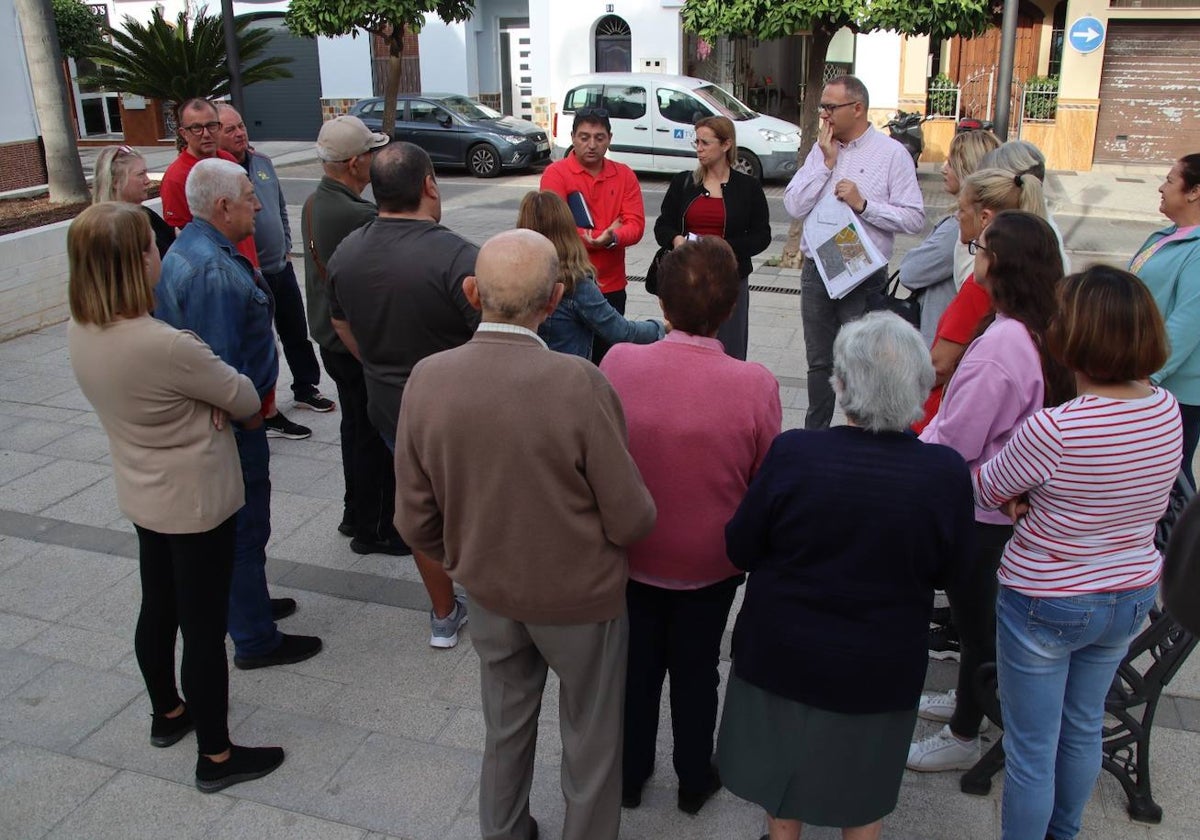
948, 521, 1013, 739
134, 518, 235, 755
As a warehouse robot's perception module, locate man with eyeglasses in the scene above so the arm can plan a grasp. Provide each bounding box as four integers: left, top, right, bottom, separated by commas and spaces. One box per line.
215, 103, 336, 424
160, 99, 260, 268
784, 74, 924, 429
541, 107, 645, 363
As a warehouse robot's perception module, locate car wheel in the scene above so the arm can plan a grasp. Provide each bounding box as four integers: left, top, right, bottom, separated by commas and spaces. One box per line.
467, 144, 501, 178
733, 150, 763, 181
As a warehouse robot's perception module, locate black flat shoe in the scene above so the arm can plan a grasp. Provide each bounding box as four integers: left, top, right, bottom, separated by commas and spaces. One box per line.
270, 597, 297, 621
677, 768, 722, 815
195, 744, 285, 793
621, 783, 643, 809
350, 536, 410, 556
233, 634, 322, 670
150, 706, 194, 747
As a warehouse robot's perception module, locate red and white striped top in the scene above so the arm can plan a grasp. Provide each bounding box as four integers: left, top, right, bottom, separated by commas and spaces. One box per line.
975, 388, 1182, 597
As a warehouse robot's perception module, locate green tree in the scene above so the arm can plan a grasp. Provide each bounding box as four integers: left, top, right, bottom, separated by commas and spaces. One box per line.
682, 0, 992, 159
286, 0, 475, 139
51, 0, 104, 59
83, 8, 293, 116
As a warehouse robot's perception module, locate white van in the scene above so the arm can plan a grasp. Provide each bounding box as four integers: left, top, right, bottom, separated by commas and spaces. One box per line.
553, 73, 802, 180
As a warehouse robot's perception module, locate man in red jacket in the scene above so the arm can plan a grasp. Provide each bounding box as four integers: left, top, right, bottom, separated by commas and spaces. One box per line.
540, 108, 645, 362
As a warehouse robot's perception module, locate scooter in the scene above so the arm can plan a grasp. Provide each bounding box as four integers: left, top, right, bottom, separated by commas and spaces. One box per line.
887, 111, 925, 167
956, 116, 995, 134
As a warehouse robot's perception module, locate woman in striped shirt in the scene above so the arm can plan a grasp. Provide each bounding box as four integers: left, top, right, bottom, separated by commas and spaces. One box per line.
975, 265, 1182, 840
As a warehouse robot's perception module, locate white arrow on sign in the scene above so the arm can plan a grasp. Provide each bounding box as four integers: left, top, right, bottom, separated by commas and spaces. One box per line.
1077, 26, 1101, 43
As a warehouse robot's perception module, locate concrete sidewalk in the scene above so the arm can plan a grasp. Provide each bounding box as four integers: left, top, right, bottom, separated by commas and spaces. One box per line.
3, 239, 1200, 839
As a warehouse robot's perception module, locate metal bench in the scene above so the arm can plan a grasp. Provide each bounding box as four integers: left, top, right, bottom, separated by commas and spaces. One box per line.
960, 609, 1197, 823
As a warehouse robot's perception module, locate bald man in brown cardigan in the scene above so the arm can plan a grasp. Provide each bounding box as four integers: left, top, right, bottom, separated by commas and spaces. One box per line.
394, 229, 656, 840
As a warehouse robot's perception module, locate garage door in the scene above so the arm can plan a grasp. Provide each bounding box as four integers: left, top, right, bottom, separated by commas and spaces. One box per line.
1094, 21, 1200, 165
240, 16, 323, 141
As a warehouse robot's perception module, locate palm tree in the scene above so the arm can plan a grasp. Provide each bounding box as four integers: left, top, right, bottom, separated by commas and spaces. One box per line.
82, 8, 293, 119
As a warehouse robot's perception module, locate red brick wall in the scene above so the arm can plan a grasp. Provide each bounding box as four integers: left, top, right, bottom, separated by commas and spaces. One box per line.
0, 139, 48, 192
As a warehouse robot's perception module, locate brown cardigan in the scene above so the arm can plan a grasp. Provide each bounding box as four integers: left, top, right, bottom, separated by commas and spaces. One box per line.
394, 331, 656, 624
69, 316, 260, 534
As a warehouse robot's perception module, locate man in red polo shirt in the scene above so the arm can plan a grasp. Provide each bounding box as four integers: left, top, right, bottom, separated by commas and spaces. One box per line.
161, 98, 260, 267
541, 108, 645, 363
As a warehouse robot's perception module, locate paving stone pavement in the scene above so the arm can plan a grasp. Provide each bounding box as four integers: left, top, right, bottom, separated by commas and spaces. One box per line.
2, 192, 1199, 839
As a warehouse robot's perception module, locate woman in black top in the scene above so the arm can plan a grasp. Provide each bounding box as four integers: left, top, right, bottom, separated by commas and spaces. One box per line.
93, 145, 175, 257
655, 116, 771, 360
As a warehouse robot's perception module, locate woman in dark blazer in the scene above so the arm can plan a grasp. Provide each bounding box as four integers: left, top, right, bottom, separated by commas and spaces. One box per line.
655, 116, 771, 359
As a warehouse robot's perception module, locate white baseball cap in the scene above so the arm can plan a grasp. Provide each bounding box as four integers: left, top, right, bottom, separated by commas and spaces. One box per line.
316, 115, 389, 161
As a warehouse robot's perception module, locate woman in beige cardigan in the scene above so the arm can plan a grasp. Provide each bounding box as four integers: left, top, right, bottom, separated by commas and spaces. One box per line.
66, 202, 283, 793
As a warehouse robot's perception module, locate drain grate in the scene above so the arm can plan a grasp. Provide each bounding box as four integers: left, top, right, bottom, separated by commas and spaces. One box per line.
630, 276, 801, 296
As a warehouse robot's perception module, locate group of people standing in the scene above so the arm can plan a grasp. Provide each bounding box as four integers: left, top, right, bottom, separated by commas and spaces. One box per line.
62, 72, 1200, 840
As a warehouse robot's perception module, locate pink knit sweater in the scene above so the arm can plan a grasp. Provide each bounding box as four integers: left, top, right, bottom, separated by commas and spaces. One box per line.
601, 332, 782, 588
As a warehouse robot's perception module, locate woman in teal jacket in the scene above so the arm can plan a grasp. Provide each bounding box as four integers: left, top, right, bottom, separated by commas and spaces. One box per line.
1132, 153, 1200, 487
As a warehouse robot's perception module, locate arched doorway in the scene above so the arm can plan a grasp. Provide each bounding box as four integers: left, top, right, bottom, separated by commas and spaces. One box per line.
595, 15, 631, 73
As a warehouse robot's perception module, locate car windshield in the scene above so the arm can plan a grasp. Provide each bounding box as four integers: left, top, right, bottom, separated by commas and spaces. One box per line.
694, 85, 756, 121
438, 95, 503, 120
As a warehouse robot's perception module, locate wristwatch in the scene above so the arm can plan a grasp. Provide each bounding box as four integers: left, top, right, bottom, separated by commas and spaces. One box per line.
606, 231, 619, 249
859, 199, 868, 214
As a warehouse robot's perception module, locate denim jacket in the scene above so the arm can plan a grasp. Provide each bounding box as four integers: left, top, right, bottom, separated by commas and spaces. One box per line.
538, 273, 664, 358
156, 219, 279, 398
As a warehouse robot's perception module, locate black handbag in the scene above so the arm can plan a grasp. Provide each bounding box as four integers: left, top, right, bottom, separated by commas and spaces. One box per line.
644, 246, 670, 296
866, 270, 921, 329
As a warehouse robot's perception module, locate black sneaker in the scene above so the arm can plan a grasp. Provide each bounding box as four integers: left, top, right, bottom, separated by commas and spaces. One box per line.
195, 744, 285, 793
150, 706, 194, 747
263, 410, 311, 440
293, 391, 336, 412
350, 536, 411, 556
233, 634, 323, 670
928, 624, 961, 661
270, 597, 297, 621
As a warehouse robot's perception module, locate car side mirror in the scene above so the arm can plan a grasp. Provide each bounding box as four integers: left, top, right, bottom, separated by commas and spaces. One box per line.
439, 115, 453, 128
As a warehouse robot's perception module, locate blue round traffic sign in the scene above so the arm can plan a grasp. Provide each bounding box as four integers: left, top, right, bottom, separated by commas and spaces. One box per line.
1068, 16, 1105, 55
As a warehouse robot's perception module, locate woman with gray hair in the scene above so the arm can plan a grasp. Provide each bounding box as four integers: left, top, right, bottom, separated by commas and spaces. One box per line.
93, 145, 175, 257
717, 312, 973, 840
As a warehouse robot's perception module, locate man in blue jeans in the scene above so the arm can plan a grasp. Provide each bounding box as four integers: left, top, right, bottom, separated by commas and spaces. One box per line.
157, 157, 323, 669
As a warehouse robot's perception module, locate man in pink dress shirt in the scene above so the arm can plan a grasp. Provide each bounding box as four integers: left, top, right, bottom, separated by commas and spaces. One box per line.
784, 75, 925, 429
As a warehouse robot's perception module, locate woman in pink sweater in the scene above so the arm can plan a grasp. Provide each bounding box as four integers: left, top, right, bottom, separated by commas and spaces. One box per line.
600, 238, 781, 814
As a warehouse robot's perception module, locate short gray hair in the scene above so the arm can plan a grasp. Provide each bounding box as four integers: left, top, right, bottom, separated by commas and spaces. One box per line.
185, 158, 248, 221
832, 312, 933, 432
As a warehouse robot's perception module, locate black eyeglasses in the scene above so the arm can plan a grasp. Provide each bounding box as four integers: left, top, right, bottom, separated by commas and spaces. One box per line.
576, 107, 609, 119
818, 101, 858, 114
181, 121, 221, 136
967, 240, 990, 255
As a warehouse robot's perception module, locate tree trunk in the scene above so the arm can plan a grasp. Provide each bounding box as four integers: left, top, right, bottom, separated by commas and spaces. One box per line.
14, 0, 89, 203
380, 23, 404, 140
780, 25, 835, 269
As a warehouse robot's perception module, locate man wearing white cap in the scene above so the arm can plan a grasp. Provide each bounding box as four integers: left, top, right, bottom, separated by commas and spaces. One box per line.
301, 116, 399, 555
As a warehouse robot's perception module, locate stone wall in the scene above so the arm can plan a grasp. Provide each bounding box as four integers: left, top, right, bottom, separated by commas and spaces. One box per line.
0, 216, 71, 341
319, 98, 359, 121
0, 139, 47, 193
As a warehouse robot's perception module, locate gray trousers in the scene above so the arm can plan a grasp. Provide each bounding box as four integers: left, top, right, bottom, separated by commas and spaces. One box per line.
799, 261, 887, 429
472, 598, 628, 840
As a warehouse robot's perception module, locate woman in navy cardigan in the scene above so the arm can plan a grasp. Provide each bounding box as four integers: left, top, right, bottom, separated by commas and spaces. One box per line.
655, 116, 771, 360
717, 312, 973, 840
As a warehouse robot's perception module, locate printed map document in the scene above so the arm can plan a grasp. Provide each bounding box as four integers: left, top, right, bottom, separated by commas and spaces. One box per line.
802, 192, 887, 299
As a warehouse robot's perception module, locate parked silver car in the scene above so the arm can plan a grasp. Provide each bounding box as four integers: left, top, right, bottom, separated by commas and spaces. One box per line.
349, 94, 551, 177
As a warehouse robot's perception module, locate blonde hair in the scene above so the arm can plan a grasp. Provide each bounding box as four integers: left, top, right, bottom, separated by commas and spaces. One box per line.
692, 116, 738, 185
947, 130, 1000, 186
68, 203, 156, 326
515, 191, 594, 295
962, 167, 1047, 218
92, 145, 145, 204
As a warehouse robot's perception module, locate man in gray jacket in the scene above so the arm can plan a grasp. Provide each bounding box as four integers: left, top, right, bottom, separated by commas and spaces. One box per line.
217, 104, 330, 437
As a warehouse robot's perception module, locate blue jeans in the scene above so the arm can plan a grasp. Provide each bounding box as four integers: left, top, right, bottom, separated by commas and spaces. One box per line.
997, 584, 1157, 840
230, 426, 282, 657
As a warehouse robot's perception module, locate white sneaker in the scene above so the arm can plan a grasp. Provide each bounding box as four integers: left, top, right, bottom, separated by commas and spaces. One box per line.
916, 689, 990, 732
907, 725, 981, 772
430, 595, 468, 649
